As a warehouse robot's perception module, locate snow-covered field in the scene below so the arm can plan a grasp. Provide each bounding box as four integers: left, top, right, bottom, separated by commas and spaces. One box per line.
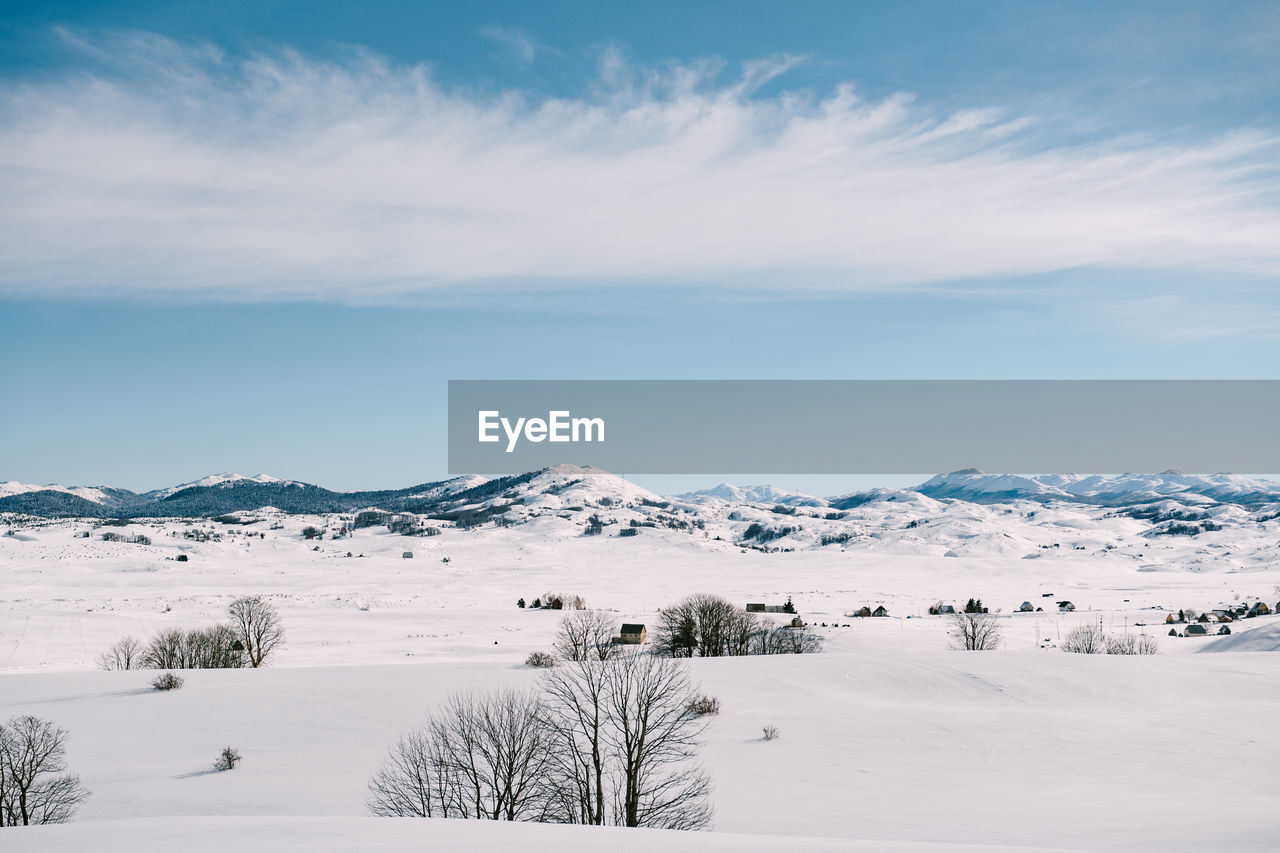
2, 466, 1278, 851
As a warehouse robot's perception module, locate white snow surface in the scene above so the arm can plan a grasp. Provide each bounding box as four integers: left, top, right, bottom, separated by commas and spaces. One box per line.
5, 816, 1088, 852
2, 466, 1279, 851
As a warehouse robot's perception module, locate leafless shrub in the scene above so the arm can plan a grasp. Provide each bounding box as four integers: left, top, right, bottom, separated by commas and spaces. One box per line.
751, 624, 824, 655
1097, 632, 1159, 655
541, 593, 586, 611
150, 672, 184, 691
213, 746, 242, 771
96, 636, 143, 671
1130, 634, 1160, 655
228, 596, 285, 668
685, 694, 720, 716
950, 611, 1002, 651
761, 725, 779, 741
553, 610, 618, 662
525, 651, 557, 668
0, 716, 91, 826
1061, 626, 1107, 654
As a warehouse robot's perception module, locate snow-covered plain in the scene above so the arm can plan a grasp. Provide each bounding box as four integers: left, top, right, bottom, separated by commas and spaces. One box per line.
2, 466, 1278, 851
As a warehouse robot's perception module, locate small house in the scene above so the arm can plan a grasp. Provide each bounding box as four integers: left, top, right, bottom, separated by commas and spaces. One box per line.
1212, 610, 1233, 623
937, 604, 956, 615
1196, 613, 1212, 623
1058, 601, 1076, 612
1247, 602, 1271, 617
402, 551, 414, 559
1185, 623, 1208, 636
1018, 601, 1034, 612
1168, 628, 1179, 637
872, 605, 889, 618
790, 616, 806, 628
1218, 625, 1232, 635
746, 603, 766, 612
854, 606, 872, 618
617, 624, 647, 645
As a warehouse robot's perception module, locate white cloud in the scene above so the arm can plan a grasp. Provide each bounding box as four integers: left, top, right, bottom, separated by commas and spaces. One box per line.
1, 32, 1278, 303
478, 25, 554, 64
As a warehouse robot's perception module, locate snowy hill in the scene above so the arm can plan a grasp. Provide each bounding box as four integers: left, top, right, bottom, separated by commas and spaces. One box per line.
145, 473, 295, 499
915, 469, 1280, 506
3, 468, 1279, 558
679, 483, 823, 506
0, 481, 114, 503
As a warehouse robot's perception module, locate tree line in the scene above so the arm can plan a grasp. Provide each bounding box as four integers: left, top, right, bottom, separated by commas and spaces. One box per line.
98, 596, 285, 671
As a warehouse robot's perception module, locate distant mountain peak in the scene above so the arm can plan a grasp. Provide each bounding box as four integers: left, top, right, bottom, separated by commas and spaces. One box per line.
678, 483, 821, 506
146, 473, 292, 499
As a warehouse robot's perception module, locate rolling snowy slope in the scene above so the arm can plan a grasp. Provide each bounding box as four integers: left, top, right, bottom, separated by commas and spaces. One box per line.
1, 652, 1277, 851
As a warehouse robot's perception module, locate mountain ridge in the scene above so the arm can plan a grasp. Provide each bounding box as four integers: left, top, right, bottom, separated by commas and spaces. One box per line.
3, 468, 1279, 519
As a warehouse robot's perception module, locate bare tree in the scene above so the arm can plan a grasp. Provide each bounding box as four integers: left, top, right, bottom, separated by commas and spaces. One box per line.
604, 654, 712, 830
653, 594, 760, 658
369, 690, 549, 822
143, 627, 188, 669
228, 596, 285, 668
1061, 625, 1107, 654
371, 659, 715, 832
185, 625, 245, 669
950, 611, 1002, 651
96, 636, 143, 671
369, 729, 444, 818
539, 658, 613, 824
553, 610, 618, 663
143, 625, 244, 669
1105, 633, 1159, 655
751, 624, 824, 655
0, 716, 91, 826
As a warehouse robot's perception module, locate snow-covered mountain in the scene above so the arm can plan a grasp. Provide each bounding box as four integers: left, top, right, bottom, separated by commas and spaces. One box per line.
914, 469, 1280, 506
3, 466, 1280, 524
0, 481, 114, 504
679, 483, 823, 506
145, 473, 296, 499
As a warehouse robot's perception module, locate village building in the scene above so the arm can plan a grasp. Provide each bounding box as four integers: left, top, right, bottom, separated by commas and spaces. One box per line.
617, 623, 647, 645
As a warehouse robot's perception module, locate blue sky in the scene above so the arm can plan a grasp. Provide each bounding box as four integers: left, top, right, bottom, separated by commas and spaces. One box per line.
1, 2, 1278, 493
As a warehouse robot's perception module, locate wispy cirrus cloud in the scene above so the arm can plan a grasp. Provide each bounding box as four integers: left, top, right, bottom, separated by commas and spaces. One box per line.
478, 24, 558, 63
1, 30, 1278, 304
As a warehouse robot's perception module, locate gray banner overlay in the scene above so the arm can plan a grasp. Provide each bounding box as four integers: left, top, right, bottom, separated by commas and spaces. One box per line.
448, 380, 1280, 474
